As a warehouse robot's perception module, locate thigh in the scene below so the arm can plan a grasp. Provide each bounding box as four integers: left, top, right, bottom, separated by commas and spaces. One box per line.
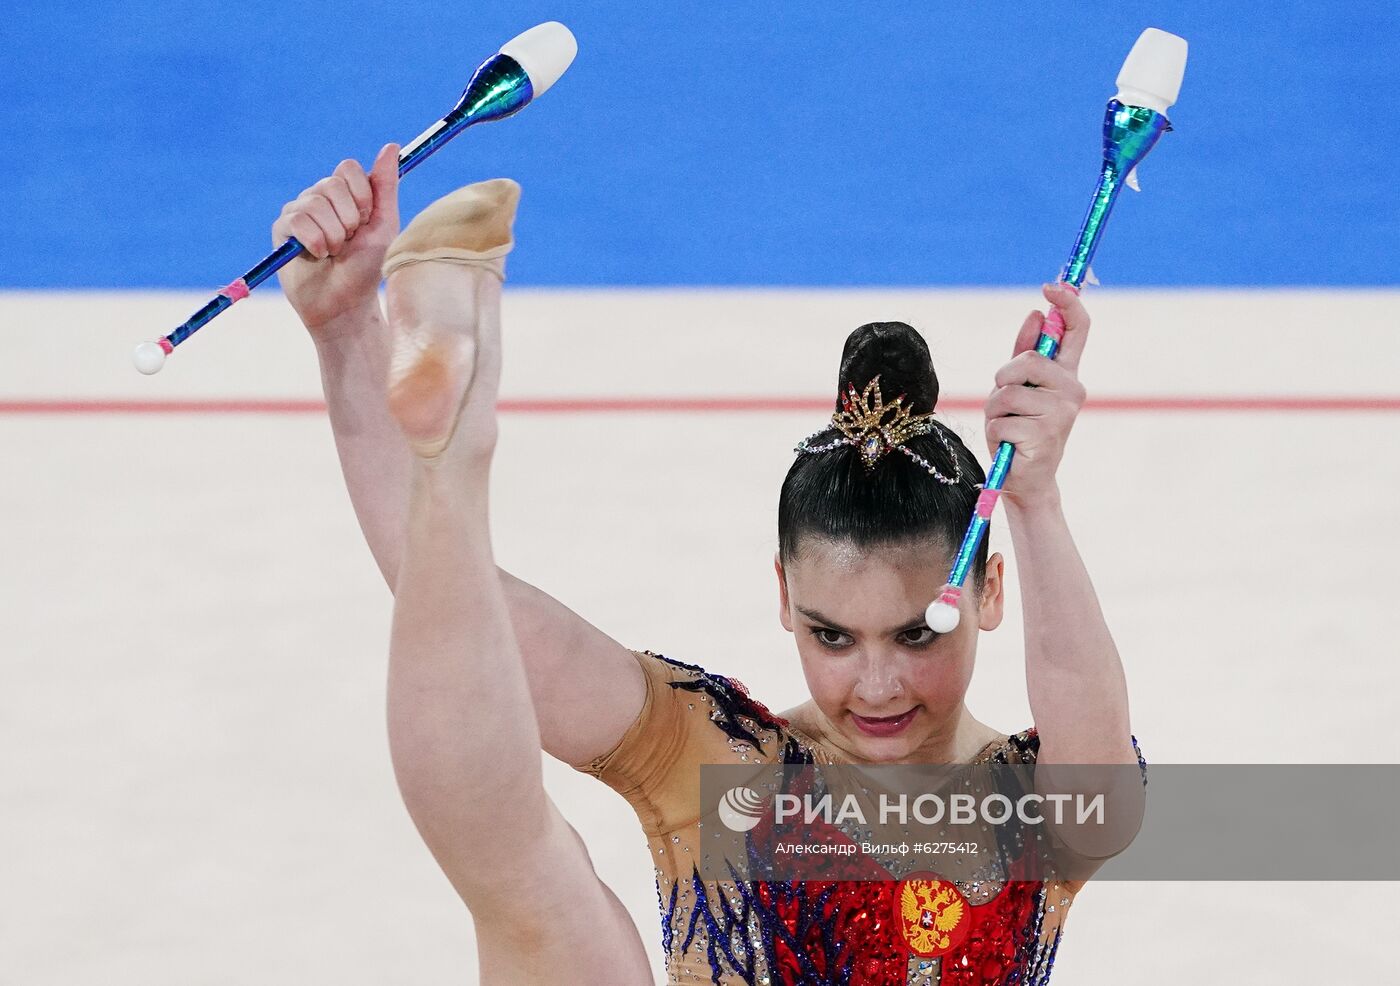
471, 797, 656, 986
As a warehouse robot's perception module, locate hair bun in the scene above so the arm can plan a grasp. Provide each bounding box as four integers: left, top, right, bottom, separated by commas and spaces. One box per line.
836, 322, 939, 415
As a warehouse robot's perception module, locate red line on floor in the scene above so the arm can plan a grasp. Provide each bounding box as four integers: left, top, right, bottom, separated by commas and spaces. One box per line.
1, 396, 1398, 415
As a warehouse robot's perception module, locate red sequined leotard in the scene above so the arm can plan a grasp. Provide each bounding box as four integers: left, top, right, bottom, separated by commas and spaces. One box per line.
573, 650, 1138, 986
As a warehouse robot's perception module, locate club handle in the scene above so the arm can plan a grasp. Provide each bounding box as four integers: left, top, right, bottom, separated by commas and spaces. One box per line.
163, 237, 305, 349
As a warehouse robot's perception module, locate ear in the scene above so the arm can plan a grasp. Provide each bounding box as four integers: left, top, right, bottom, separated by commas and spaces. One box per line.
977, 552, 1006, 631
775, 553, 794, 632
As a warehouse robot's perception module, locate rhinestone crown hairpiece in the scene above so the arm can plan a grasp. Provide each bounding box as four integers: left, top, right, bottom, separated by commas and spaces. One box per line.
792, 375, 967, 485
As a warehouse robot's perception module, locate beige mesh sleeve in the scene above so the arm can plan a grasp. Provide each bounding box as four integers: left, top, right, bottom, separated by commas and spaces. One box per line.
570, 649, 727, 837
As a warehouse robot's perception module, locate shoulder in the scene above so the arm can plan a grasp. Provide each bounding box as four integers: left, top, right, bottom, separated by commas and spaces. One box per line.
586, 647, 794, 755
643, 649, 792, 739
973, 728, 1150, 785
637, 649, 832, 766
579, 649, 814, 835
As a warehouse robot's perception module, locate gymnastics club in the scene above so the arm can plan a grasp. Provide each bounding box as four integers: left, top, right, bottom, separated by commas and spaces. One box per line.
925, 28, 1188, 633
131, 21, 578, 375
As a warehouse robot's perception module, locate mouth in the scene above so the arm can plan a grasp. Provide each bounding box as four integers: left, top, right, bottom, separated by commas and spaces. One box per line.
850, 707, 919, 738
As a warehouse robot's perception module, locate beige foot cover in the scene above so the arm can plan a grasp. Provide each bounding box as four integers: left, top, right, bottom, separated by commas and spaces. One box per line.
381, 177, 521, 281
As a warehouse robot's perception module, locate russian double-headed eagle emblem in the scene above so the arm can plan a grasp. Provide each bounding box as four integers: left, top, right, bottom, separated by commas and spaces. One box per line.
896, 873, 972, 957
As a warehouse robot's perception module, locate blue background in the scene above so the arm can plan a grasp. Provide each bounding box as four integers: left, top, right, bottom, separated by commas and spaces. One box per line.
4, 1, 1394, 287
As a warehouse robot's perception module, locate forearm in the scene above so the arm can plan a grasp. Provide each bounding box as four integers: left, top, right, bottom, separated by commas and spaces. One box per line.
311, 298, 413, 589
1004, 487, 1136, 765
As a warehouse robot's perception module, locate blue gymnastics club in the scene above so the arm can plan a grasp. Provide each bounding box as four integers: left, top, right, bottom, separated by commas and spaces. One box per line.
133, 21, 577, 374
925, 28, 1188, 632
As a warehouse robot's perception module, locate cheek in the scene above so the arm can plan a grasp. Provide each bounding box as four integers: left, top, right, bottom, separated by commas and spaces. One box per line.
908, 649, 976, 707
796, 643, 855, 711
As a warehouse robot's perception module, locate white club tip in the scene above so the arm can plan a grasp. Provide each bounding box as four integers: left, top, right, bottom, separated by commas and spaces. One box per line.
500, 21, 578, 99
926, 600, 962, 634
1114, 28, 1188, 114
133, 341, 166, 375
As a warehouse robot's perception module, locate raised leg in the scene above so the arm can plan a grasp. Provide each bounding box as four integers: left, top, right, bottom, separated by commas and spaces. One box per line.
380, 183, 652, 984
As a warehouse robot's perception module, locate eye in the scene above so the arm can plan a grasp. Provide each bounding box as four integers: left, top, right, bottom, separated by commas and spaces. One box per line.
900, 627, 940, 647
808, 627, 852, 650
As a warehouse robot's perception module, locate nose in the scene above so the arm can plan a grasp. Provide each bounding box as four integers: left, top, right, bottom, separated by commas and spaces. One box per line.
852, 650, 905, 710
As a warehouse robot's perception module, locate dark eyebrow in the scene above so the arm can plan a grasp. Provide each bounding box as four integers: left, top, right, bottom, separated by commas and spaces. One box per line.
795, 606, 931, 636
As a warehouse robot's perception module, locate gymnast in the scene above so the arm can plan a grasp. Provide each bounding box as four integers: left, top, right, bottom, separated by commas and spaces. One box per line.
272, 148, 1142, 984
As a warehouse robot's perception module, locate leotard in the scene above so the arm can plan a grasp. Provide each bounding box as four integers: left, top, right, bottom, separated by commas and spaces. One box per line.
574, 649, 1138, 985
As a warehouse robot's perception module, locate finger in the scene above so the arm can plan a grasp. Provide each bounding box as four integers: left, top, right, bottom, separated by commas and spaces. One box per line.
1012, 309, 1044, 357
986, 383, 1057, 419
1001, 353, 1082, 392
367, 143, 401, 230
300, 194, 349, 255
993, 350, 1068, 390
1042, 282, 1091, 373
986, 415, 1036, 450
333, 159, 373, 224
271, 212, 295, 246
272, 191, 317, 243
312, 175, 362, 236
279, 212, 330, 259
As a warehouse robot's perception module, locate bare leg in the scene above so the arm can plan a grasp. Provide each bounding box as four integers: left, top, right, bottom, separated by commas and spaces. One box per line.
382, 193, 653, 984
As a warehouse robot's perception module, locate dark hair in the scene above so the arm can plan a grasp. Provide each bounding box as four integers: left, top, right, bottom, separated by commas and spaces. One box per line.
777, 321, 989, 592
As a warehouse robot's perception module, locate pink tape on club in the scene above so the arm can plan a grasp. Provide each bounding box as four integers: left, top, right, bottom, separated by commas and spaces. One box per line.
975, 488, 1002, 519
1040, 281, 1079, 341
221, 278, 251, 303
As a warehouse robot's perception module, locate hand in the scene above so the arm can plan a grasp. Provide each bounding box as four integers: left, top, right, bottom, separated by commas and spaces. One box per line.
983, 282, 1089, 506
272, 143, 401, 337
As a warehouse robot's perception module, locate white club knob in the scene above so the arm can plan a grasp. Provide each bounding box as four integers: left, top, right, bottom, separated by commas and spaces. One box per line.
132, 341, 167, 375
926, 599, 962, 634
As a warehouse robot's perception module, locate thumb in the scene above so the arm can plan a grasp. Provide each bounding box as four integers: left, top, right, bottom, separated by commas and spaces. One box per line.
367, 143, 401, 231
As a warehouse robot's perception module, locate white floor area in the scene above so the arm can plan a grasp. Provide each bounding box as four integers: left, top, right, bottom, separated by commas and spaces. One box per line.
3, 288, 1397, 983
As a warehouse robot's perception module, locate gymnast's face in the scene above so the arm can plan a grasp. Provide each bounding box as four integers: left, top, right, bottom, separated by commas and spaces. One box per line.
775, 536, 1005, 763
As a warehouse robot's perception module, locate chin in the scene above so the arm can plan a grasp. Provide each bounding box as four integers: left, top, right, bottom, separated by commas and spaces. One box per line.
857, 737, 919, 763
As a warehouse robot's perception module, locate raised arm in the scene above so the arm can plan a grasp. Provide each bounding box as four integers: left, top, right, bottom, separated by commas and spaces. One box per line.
271, 142, 414, 585
272, 152, 643, 767
982, 283, 1137, 768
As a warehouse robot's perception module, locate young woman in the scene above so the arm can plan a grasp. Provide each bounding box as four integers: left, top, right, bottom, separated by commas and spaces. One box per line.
274, 151, 1141, 985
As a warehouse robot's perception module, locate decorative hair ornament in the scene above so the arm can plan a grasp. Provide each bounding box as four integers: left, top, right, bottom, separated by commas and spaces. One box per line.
792, 375, 967, 485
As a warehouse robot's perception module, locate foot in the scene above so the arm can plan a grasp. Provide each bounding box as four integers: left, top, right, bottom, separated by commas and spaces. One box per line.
385, 263, 492, 459
382, 179, 519, 460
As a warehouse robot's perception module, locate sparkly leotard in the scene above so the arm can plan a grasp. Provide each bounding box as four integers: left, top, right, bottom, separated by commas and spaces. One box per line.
574, 649, 1137, 986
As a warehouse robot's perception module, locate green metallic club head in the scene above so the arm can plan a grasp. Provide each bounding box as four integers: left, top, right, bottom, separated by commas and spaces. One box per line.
396, 54, 536, 178
452, 53, 535, 126
1060, 99, 1174, 287
1102, 99, 1171, 177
